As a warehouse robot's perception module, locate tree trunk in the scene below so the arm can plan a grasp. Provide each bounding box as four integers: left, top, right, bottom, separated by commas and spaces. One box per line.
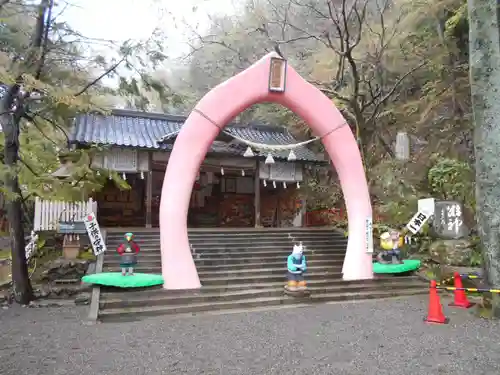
1, 85, 33, 304
468, 0, 500, 317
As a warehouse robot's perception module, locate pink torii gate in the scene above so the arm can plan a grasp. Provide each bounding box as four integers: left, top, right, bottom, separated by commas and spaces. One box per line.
159, 52, 373, 289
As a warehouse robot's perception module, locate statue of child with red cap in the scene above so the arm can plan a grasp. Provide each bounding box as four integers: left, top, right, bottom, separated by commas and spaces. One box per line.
116, 232, 140, 276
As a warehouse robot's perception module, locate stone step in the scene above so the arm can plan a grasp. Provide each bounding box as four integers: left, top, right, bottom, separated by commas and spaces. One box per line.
100, 276, 418, 297
108, 244, 347, 255
189, 244, 346, 251
102, 258, 343, 270
104, 247, 346, 255
106, 239, 347, 249
106, 240, 348, 248
103, 253, 345, 265
189, 240, 347, 247
99, 279, 425, 309
108, 231, 344, 240
102, 265, 342, 276
189, 240, 346, 247
195, 272, 343, 286
108, 244, 347, 254
98, 287, 428, 321
107, 238, 347, 246
103, 251, 346, 261
186, 235, 344, 241
106, 237, 345, 245
106, 228, 340, 237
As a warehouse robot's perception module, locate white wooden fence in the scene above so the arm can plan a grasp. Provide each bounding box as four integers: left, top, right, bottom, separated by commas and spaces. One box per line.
33, 197, 97, 232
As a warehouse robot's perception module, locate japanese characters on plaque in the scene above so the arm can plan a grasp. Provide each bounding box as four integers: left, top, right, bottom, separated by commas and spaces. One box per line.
84, 212, 107, 256
433, 201, 467, 239
406, 210, 432, 234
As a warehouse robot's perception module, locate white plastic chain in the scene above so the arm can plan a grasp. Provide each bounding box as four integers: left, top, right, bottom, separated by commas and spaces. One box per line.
25, 230, 39, 261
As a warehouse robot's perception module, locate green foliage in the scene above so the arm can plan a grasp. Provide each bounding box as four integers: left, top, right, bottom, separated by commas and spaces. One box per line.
427, 157, 474, 207
0, 249, 10, 259
0, 0, 182, 207
78, 250, 96, 261
304, 174, 342, 210
444, 3, 468, 38
369, 159, 424, 226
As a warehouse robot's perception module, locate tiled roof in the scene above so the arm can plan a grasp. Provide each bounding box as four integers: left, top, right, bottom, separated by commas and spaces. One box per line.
70, 109, 323, 162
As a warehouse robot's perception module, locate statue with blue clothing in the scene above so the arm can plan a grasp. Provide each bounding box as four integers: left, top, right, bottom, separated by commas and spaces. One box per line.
285, 242, 308, 293
376, 230, 404, 265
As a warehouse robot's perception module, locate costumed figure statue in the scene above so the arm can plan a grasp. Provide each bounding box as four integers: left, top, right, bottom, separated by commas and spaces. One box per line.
116, 232, 140, 276
286, 242, 307, 291
377, 230, 404, 265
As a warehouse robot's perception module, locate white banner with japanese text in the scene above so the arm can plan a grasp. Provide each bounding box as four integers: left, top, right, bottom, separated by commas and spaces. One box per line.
84, 212, 107, 256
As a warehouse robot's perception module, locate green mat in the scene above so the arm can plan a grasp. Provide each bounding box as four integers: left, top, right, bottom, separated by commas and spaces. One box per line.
81, 272, 164, 288
373, 259, 421, 274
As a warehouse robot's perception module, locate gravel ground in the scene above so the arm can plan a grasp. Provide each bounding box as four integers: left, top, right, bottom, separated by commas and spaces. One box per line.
1, 295, 500, 375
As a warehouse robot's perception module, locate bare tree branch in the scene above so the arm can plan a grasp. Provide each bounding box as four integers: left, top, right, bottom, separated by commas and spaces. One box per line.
74, 55, 127, 96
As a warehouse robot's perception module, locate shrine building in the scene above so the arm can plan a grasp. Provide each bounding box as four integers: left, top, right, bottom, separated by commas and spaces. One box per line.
43, 109, 327, 229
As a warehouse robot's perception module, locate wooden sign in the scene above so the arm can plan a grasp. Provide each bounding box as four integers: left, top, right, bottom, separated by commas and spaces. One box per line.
406, 210, 431, 234
57, 221, 87, 234
268, 57, 287, 93
418, 198, 435, 215
365, 217, 373, 253
84, 212, 107, 256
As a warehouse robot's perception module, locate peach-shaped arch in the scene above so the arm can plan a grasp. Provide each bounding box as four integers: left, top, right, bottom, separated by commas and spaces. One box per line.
159, 52, 373, 289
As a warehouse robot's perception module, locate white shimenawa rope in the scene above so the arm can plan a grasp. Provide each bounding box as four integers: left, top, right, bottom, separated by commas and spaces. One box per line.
222, 130, 320, 151
159, 129, 320, 151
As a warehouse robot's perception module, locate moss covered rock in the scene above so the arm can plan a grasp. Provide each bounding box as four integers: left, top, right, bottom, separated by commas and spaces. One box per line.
429, 239, 473, 266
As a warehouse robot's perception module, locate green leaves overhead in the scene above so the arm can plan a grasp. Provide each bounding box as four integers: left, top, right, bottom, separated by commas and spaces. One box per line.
0, 0, 185, 205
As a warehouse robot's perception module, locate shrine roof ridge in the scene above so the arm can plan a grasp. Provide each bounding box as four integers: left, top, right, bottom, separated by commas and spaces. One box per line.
69, 109, 325, 163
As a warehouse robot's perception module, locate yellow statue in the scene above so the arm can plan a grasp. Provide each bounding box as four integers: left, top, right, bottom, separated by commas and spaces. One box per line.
377, 230, 404, 264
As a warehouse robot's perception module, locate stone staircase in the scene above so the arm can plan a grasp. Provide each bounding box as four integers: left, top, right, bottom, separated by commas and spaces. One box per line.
97, 228, 427, 321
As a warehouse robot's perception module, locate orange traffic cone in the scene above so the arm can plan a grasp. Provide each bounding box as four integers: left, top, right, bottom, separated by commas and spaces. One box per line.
449, 272, 475, 309
424, 280, 449, 324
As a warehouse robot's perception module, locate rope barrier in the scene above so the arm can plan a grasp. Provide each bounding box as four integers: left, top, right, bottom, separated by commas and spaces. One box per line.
434, 286, 500, 294
434, 272, 497, 293
436, 272, 482, 286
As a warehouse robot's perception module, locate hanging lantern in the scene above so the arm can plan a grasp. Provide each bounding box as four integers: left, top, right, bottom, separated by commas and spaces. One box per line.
263, 180, 267, 187
243, 146, 254, 157
296, 181, 300, 188
122, 172, 126, 180
273, 181, 276, 188
283, 181, 287, 189
220, 167, 224, 175
241, 169, 245, 177
265, 153, 275, 164
287, 150, 297, 161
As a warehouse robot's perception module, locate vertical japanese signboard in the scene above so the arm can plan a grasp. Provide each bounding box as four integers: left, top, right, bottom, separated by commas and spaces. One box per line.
84, 212, 107, 256
365, 216, 373, 253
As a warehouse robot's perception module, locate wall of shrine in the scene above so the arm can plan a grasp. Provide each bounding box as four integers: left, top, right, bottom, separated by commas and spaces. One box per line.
94, 175, 146, 227
260, 184, 302, 227
91, 148, 306, 228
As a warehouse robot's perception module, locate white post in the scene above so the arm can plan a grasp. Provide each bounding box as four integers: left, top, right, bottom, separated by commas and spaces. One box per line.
41, 199, 48, 231
34, 197, 41, 231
